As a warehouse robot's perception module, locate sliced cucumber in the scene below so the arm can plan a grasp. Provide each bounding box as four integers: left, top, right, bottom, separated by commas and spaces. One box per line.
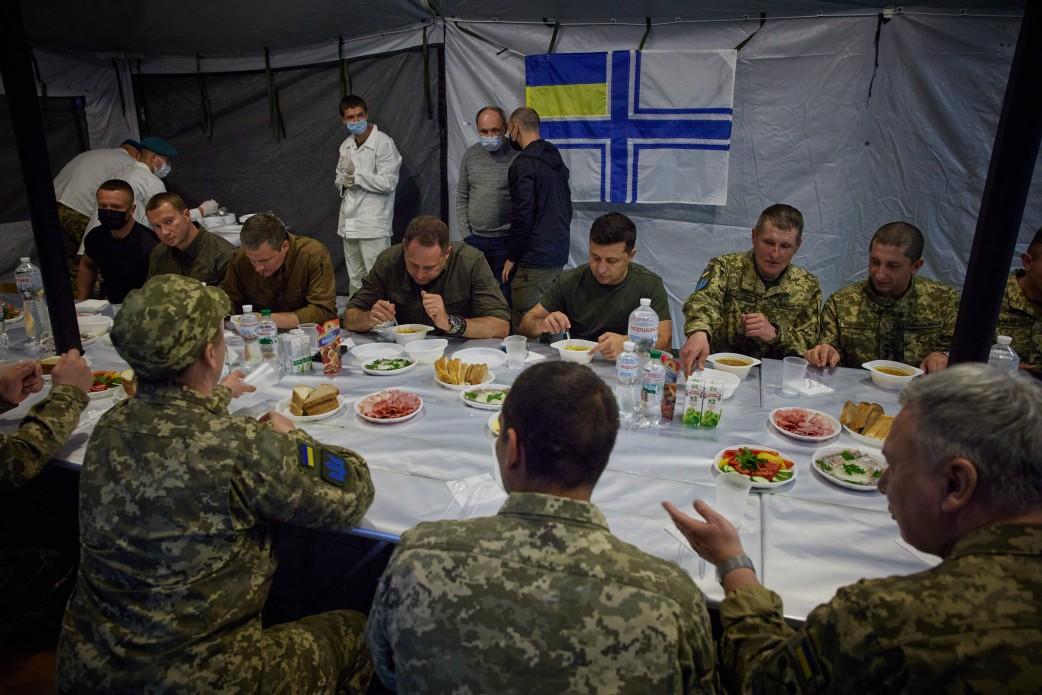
751, 476, 770, 483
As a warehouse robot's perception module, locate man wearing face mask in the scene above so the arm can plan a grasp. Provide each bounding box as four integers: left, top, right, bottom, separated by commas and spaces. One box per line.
76, 180, 160, 303
335, 95, 402, 295
457, 106, 518, 297
93, 136, 176, 232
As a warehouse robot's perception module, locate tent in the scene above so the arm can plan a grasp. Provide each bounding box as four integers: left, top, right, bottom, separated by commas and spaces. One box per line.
2, 1, 1039, 349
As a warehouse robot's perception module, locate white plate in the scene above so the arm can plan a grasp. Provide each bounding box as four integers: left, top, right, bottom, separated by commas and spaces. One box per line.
350, 343, 406, 363
354, 390, 424, 424
843, 424, 886, 449
434, 371, 496, 391
488, 412, 501, 436
812, 446, 887, 492
3, 312, 24, 325
712, 445, 798, 489
360, 358, 417, 376
768, 407, 841, 443
276, 396, 347, 422
78, 315, 113, 336
451, 347, 507, 369
460, 385, 510, 410
88, 387, 116, 400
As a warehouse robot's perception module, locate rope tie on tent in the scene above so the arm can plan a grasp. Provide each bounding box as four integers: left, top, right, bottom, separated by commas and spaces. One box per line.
543, 18, 561, 53
638, 17, 652, 51
264, 48, 286, 142
196, 54, 213, 139
866, 12, 891, 105
451, 21, 511, 56
338, 36, 353, 97
133, 58, 150, 135
422, 25, 433, 120
110, 57, 127, 120
734, 12, 767, 52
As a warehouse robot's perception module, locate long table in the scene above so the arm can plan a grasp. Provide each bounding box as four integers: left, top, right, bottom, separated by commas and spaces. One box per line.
0, 323, 939, 621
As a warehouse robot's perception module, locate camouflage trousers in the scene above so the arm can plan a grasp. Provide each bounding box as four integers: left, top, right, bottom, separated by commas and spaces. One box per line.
58, 203, 89, 285
510, 265, 562, 332
262, 609, 373, 695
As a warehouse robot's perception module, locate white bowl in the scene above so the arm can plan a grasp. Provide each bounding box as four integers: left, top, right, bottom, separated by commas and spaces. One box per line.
862, 360, 922, 390
350, 342, 406, 364
77, 314, 113, 337
405, 338, 448, 364
392, 324, 434, 345
706, 352, 761, 379
698, 367, 741, 400
550, 339, 599, 364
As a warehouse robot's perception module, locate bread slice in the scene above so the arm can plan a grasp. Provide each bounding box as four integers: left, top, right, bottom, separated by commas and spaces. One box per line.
859, 403, 884, 433
303, 384, 340, 416
290, 386, 312, 416
863, 415, 894, 440
465, 363, 488, 385
840, 401, 859, 428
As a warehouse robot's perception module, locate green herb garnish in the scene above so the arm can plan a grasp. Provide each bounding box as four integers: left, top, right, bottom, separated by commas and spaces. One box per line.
464, 391, 477, 400
840, 450, 856, 461
842, 463, 866, 476
819, 461, 833, 471
735, 448, 760, 471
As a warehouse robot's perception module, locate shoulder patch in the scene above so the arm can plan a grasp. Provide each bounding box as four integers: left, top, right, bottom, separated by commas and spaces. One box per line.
694, 268, 712, 292
298, 443, 317, 469
788, 635, 824, 686
320, 451, 349, 487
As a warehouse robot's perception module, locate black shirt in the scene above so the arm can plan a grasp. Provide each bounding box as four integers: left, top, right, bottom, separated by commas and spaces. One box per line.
83, 222, 160, 303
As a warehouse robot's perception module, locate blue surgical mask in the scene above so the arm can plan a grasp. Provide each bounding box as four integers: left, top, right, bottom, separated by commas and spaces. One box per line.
346, 119, 368, 135
480, 136, 503, 152
153, 161, 171, 179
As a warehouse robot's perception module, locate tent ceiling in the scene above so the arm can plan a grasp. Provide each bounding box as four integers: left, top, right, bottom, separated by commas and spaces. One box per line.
22, 1, 1022, 57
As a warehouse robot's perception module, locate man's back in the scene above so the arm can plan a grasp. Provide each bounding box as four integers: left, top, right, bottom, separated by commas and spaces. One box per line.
368, 492, 716, 694
53, 148, 135, 216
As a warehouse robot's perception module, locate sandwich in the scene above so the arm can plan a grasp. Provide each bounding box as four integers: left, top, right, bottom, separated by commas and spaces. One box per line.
290, 386, 313, 416
39, 355, 61, 375
289, 384, 341, 416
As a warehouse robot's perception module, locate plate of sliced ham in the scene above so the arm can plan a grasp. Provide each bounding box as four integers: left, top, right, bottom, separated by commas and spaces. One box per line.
768, 407, 840, 443
355, 389, 423, 424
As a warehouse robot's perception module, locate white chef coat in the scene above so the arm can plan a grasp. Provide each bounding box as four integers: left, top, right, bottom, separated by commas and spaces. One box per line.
53, 147, 136, 217
335, 124, 402, 239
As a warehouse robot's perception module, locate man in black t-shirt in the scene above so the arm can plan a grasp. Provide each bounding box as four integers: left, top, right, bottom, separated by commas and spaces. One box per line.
76, 179, 160, 304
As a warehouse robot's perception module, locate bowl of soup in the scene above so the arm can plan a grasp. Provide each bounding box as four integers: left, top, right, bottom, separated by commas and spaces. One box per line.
392, 324, 434, 345
550, 339, 599, 364
707, 352, 761, 379
862, 360, 923, 390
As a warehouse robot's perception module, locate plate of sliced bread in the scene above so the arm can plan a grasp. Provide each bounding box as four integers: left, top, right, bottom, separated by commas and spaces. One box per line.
279, 384, 345, 421
839, 400, 894, 448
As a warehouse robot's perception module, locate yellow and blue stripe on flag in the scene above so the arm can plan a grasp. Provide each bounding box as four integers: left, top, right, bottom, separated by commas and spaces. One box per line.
524, 53, 609, 120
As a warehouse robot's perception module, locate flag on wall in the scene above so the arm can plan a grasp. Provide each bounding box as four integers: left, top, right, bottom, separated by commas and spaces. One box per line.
524, 50, 736, 205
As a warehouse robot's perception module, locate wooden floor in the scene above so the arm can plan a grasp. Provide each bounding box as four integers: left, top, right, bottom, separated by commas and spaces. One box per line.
0, 648, 56, 695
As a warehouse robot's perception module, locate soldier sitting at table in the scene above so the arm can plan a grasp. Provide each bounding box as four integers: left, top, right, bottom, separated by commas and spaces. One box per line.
367, 361, 718, 693
343, 215, 510, 338
57, 274, 375, 693
666, 363, 1042, 693
805, 221, 958, 373
680, 204, 822, 373
995, 226, 1042, 376
220, 212, 337, 329
518, 212, 672, 359
146, 192, 235, 286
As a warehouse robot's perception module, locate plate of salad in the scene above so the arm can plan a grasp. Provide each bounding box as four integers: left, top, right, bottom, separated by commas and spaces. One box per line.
87, 370, 123, 399
460, 385, 509, 411
713, 445, 797, 489
2, 302, 23, 325
361, 356, 416, 376
812, 446, 886, 492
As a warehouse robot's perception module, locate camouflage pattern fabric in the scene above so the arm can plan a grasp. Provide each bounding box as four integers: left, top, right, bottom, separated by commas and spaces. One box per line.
56, 383, 375, 693
997, 271, 1042, 374
0, 384, 88, 488
58, 203, 89, 284
367, 492, 718, 693
683, 251, 821, 358
718, 523, 1042, 694
817, 276, 958, 368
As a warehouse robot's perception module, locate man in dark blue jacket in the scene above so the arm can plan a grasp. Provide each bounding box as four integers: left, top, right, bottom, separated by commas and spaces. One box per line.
502, 107, 573, 330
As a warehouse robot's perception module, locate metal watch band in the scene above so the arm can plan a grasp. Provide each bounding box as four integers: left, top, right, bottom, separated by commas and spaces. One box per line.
715, 554, 755, 583
448, 314, 466, 337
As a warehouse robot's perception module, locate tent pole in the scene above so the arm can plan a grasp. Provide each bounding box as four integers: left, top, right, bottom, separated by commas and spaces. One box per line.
0, 0, 80, 354
949, 3, 1042, 365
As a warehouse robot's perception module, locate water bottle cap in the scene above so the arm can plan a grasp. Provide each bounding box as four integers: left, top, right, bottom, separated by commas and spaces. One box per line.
19, 257, 29, 263
623, 340, 635, 352
650, 349, 662, 359
639, 298, 651, 306
261, 309, 272, 316
998, 335, 1012, 345
243, 304, 253, 312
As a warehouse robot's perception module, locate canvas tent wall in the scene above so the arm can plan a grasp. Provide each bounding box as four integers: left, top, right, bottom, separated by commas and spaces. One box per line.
2, 2, 1038, 344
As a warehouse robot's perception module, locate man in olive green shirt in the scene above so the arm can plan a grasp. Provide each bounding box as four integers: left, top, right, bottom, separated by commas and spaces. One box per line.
806, 222, 957, 373
520, 212, 671, 359
680, 204, 821, 373
146, 192, 235, 286
220, 213, 336, 329
344, 215, 509, 339
996, 228, 1042, 375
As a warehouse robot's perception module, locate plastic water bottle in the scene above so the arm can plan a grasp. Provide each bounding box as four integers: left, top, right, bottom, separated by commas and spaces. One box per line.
239, 304, 260, 365
987, 335, 1020, 371
14, 257, 51, 349
258, 309, 278, 363
615, 340, 641, 426
628, 297, 658, 368
640, 349, 666, 428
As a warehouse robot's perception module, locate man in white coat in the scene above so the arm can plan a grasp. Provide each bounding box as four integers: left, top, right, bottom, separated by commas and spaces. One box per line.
335, 95, 402, 295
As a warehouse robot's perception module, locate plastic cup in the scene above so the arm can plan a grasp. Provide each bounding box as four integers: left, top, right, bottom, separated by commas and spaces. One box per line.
299, 323, 320, 352
504, 335, 528, 369
242, 361, 281, 389
781, 356, 808, 396
714, 472, 753, 530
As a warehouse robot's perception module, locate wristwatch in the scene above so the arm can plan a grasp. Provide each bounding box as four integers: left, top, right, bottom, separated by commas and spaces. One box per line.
715, 554, 755, 583
447, 314, 467, 337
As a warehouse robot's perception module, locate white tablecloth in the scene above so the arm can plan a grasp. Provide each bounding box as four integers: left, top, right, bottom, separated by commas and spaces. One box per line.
0, 326, 940, 621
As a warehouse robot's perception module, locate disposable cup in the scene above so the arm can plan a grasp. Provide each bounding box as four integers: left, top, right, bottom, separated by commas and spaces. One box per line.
781, 356, 808, 396
504, 335, 527, 369
242, 361, 281, 389
714, 472, 753, 530
299, 323, 320, 352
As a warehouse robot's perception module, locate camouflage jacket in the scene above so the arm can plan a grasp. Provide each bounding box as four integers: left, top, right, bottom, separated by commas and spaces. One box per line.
1, 383, 88, 489
718, 523, 1042, 694
57, 383, 374, 692
683, 251, 821, 358
997, 271, 1042, 373
818, 276, 959, 368
367, 492, 718, 694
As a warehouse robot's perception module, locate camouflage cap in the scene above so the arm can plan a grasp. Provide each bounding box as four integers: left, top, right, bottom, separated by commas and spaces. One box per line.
111, 274, 230, 380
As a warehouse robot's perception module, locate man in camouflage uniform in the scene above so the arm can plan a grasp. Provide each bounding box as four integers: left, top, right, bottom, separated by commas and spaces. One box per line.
806, 222, 958, 373
996, 227, 1042, 376
667, 363, 1042, 693
57, 274, 375, 693
367, 361, 717, 693
680, 204, 821, 373
1, 351, 92, 646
